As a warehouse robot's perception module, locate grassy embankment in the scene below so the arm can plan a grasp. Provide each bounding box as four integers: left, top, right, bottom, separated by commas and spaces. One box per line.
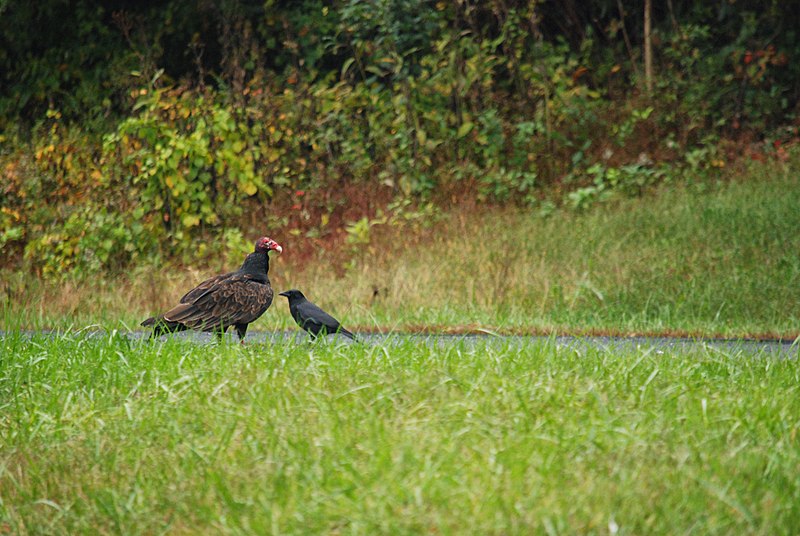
0, 332, 798, 533
2, 158, 799, 338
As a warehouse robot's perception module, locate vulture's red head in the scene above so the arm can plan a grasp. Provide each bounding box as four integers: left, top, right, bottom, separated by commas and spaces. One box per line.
255, 236, 282, 255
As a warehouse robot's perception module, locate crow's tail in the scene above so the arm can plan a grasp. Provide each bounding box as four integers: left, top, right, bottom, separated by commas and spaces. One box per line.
339, 327, 359, 342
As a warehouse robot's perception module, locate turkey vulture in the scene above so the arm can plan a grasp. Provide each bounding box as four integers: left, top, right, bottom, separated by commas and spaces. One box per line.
279, 289, 357, 341
142, 236, 282, 342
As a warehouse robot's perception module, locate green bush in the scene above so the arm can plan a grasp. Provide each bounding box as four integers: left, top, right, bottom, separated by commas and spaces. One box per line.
2, 2, 799, 276
102, 87, 269, 247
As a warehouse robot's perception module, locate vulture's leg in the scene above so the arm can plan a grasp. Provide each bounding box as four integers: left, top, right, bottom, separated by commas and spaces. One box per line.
235, 323, 248, 344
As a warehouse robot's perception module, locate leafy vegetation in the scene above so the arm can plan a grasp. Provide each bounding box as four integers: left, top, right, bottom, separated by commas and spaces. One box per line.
1, 1, 799, 275
4, 158, 799, 338
3, 4, 798, 530
1, 332, 798, 533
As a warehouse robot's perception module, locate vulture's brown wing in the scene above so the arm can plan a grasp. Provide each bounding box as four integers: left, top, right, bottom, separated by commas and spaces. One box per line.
164, 274, 274, 331
179, 272, 235, 304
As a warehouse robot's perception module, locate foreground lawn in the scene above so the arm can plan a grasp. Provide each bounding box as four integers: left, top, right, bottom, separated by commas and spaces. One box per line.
1, 332, 798, 534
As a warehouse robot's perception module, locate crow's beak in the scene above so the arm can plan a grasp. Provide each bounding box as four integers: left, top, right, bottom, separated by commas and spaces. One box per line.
279, 291, 290, 298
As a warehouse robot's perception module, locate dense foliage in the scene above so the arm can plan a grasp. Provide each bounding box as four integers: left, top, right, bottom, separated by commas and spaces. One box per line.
1, 0, 799, 275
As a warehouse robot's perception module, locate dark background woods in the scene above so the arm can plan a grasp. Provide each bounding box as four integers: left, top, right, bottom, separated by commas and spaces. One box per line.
1, 0, 798, 275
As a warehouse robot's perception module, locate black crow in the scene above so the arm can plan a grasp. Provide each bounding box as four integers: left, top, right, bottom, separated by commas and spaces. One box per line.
279, 289, 357, 341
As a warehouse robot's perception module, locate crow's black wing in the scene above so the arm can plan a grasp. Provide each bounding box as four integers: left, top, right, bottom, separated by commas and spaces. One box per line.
294, 300, 345, 334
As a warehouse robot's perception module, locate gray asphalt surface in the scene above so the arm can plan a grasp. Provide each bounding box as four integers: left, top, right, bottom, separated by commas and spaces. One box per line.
3, 329, 797, 357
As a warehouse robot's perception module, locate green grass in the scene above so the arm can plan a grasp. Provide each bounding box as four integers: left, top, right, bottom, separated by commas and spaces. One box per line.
294, 162, 800, 337
3, 159, 800, 337
1, 332, 799, 534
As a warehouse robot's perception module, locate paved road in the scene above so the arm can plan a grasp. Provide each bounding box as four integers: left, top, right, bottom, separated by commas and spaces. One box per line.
3, 329, 797, 357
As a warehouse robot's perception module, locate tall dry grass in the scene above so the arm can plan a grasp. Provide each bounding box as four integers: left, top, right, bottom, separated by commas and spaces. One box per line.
4, 160, 799, 337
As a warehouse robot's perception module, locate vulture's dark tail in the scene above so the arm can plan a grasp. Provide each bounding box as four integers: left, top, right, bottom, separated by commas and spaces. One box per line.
141, 316, 187, 338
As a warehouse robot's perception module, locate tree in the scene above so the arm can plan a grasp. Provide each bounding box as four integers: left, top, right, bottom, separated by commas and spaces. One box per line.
644, 0, 653, 92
